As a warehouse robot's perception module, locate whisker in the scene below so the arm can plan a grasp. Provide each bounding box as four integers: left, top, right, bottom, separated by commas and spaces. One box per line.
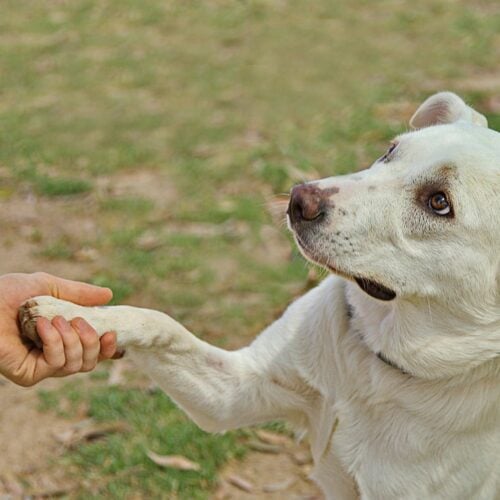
265, 194, 290, 226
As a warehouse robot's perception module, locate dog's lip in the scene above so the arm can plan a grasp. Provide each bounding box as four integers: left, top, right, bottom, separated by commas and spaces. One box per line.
294, 233, 397, 301
354, 277, 396, 301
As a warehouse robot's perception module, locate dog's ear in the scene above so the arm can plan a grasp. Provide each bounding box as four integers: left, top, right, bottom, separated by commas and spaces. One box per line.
410, 92, 488, 129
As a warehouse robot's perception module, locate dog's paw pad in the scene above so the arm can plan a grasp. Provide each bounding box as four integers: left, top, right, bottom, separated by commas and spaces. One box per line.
18, 299, 43, 348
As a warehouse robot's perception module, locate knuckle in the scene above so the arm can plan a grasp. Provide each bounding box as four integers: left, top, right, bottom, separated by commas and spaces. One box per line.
89, 337, 100, 349
62, 331, 82, 348
52, 316, 67, 328
64, 362, 82, 374
33, 271, 51, 284
80, 331, 99, 348
72, 316, 86, 327
65, 349, 83, 364
51, 358, 66, 370
81, 362, 97, 373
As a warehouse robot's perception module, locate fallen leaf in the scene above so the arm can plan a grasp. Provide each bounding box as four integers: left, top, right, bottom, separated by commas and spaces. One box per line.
292, 450, 313, 465
213, 481, 232, 500
53, 419, 130, 448
255, 429, 292, 447
27, 482, 76, 498
146, 451, 200, 471
52, 428, 74, 446
74, 247, 100, 262
262, 477, 296, 492
135, 231, 162, 251
226, 474, 254, 492
0, 472, 24, 495
248, 439, 283, 454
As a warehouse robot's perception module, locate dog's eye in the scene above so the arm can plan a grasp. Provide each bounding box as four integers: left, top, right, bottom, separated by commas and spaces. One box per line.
380, 142, 398, 163
428, 192, 452, 216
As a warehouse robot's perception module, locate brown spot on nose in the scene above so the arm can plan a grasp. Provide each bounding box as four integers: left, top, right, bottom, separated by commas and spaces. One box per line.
288, 184, 338, 223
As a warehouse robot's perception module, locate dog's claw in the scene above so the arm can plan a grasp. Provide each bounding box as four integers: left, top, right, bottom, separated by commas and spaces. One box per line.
18, 299, 43, 349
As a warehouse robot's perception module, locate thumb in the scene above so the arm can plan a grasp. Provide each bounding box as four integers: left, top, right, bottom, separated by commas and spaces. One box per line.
36, 273, 113, 306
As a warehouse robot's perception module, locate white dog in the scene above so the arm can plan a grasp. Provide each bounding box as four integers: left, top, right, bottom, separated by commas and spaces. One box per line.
20, 92, 500, 499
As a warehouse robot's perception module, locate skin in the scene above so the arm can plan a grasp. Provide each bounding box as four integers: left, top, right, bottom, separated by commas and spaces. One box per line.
0, 272, 118, 386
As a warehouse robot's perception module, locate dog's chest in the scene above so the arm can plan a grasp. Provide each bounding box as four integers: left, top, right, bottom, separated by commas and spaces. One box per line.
319, 327, 500, 499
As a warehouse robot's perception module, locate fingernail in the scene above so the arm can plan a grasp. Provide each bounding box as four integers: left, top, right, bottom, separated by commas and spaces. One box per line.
52, 316, 67, 326
72, 317, 85, 330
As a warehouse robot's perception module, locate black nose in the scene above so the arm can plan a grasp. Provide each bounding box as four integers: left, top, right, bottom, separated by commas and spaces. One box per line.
288, 184, 329, 223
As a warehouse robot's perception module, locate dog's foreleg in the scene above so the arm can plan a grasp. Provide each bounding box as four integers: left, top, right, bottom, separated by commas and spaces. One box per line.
20, 296, 313, 432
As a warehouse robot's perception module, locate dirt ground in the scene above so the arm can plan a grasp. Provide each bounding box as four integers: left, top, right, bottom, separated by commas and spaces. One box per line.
0, 183, 320, 499
1, 0, 499, 496
0, 371, 320, 499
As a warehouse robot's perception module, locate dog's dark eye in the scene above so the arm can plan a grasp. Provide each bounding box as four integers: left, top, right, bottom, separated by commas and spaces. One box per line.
380, 142, 398, 163
428, 192, 452, 216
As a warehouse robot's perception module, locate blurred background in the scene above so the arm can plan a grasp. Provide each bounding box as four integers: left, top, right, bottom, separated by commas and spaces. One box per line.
0, 1, 499, 497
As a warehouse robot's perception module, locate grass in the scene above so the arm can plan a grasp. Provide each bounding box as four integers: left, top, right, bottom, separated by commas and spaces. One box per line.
1, 0, 499, 497
90, 275, 136, 305
100, 196, 155, 215
40, 238, 74, 260
38, 379, 246, 499
19, 166, 93, 196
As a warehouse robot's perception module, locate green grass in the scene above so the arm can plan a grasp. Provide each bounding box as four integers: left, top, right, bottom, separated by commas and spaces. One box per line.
40, 239, 74, 260
38, 382, 246, 499
90, 275, 136, 305
19, 166, 93, 196
2, 0, 500, 496
100, 196, 155, 215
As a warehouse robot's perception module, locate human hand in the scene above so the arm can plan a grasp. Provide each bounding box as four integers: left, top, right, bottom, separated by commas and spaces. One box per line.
0, 272, 118, 386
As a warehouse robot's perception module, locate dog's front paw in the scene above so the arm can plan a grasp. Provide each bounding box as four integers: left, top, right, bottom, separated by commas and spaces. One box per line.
18, 298, 44, 347
18, 296, 80, 348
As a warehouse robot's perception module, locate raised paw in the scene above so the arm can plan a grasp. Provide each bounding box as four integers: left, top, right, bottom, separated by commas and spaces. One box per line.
18, 299, 43, 347
18, 295, 83, 348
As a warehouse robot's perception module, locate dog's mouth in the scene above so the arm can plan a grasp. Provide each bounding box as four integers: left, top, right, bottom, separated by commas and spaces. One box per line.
354, 277, 396, 301
294, 233, 397, 301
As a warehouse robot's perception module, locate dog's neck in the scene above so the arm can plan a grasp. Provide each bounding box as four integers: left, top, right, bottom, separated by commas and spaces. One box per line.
344, 286, 410, 375
344, 280, 500, 379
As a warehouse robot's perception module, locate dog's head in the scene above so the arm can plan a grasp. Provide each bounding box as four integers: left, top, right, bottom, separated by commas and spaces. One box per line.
288, 92, 500, 377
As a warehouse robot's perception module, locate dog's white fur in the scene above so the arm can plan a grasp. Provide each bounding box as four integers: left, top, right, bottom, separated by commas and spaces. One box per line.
21, 92, 500, 499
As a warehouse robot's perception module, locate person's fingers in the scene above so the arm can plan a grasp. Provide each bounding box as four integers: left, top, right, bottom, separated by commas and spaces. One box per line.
98, 331, 118, 360
71, 318, 100, 372
52, 316, 83, 374
33, 272, 113, 306
37, 317, 65, 369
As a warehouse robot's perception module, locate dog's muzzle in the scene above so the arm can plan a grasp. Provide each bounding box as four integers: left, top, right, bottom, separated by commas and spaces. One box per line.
287, 184, 330, 225
288, 183, 398, 302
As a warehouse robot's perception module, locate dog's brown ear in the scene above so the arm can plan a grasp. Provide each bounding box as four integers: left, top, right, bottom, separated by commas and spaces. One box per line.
410, 92, 487, 129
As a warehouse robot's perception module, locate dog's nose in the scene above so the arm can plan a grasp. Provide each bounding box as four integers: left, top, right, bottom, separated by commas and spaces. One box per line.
288, 184, 328, 223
